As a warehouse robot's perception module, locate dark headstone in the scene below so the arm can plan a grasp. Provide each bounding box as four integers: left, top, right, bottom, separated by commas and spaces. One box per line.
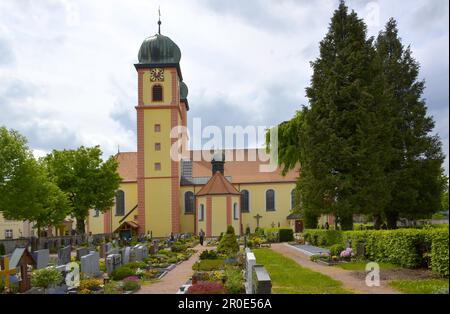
76, 247, 89, 261
252, 265, 271, 294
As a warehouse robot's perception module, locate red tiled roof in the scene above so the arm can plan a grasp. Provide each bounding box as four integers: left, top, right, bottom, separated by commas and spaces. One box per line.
115, 149, 299, 184
196, 171, 241, 196
116, 152, 137, 182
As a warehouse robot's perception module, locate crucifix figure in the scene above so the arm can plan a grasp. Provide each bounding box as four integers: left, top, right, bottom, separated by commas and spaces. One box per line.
254, 214, 262, 229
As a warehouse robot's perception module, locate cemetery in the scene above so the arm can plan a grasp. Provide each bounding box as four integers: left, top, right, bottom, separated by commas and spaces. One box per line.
0, 233, 199, 294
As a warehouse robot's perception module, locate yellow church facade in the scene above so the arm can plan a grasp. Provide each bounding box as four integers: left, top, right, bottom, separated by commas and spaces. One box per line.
87, 28, 299, 238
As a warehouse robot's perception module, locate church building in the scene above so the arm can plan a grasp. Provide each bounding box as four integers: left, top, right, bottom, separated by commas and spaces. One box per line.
87, 23, 299, 238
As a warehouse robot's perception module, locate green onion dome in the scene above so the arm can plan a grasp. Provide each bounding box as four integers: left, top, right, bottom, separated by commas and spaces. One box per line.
138, 34, 181, 64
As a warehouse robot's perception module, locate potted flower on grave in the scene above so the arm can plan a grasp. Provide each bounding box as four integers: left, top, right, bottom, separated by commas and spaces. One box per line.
339, 248, 354, 262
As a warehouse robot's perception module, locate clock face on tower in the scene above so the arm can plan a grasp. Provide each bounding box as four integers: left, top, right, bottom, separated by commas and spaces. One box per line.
150, 68, 164, 82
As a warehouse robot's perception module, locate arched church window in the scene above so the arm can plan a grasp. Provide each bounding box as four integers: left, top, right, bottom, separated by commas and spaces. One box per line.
233, 203, 239, 220
241, 190, 249, 213
152, 85, 163, 102
266, 189, 275, 212
115, 190, 125, 216
185, 191, 194, 214
291, 189, 296, 210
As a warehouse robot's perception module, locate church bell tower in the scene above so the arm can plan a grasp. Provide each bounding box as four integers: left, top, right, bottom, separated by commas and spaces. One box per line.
134, 17, 189, 236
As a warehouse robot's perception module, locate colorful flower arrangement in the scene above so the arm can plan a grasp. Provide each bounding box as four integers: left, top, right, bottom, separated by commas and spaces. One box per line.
340, 247, 354, 259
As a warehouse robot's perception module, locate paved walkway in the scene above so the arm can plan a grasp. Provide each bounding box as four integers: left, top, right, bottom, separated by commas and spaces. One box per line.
136, 245, 209, 294
271, 243, 400, 294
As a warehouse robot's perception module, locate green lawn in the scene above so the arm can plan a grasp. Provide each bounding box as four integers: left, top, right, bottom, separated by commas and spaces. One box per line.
389, 279, 449, 294
337, 261, 399, 271
253, 249, 350, 294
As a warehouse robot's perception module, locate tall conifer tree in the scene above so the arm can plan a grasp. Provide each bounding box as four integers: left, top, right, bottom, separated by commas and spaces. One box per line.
300, 1, 392, 230
376, 19, 445, 228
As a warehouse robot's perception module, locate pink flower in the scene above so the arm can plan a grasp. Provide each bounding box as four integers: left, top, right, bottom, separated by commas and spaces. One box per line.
123, 276, 140, 283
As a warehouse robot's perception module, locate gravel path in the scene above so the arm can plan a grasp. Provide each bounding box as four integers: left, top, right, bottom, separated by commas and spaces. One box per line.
270, 243, 401, 294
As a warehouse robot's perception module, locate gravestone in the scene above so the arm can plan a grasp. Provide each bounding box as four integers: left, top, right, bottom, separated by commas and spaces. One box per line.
99, 244, 107, 258
57, 246, 71, 265
76, 247, 89, 261
81, 251, 100, 278
33, 249, 50, 269
245, 251, 256, 294
141, 245, 149, 259
252, 265, 271, 294
121, 247, 131, 265
356, 242, 365, 258
151, 240, 159, 254
106, 254, 122, 275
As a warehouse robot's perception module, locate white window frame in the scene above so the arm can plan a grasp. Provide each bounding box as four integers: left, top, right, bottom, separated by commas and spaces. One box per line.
198, 204, 205, 221
233, 203, 239, 220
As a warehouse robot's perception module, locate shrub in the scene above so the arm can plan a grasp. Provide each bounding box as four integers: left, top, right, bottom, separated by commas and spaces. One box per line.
278, 228, 294, 242
430, 229, 449, 277
31, 267, 63, 291
0, 243, 5, 256
126, 261, 147, 270
224, 267, 244, 294
246, 240, 254, 249
171, 243, 187, 253
111, 266, 135, 281
79, 278, 103, 291
304, 227, 449, 275
329, 244, 346, 257
99, 260, 106, 272
200, 250, 218, 260
217, 226, 239, 256
192, 259, 225, 271
122, 280, 140, 291
187, 281, 225, 294
144, 269, 160, 280
303, 229, 343, 246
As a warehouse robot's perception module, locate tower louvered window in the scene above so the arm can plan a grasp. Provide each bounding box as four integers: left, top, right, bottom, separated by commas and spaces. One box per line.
152, 85, 163, 101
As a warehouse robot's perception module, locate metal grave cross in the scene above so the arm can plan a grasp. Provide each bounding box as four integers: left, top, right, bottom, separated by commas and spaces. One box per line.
0, 256, 17, 292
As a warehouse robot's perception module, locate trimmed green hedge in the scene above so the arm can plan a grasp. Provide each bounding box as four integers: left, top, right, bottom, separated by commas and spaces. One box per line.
430, 229, 449, 277
303, 229, 343, 247
264, 228, 294, 242
303, 227, 449, 276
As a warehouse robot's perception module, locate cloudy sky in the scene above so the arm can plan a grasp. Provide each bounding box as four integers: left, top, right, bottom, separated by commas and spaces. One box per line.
0, 0, 448, 173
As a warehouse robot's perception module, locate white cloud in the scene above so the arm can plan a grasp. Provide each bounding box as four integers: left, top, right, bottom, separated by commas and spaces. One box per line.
0, 0, 448, 172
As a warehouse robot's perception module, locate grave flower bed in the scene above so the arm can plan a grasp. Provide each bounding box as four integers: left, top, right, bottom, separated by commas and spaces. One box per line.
187, 281, 225, 294
78, 278, 104, 294
310, 253, 339, 266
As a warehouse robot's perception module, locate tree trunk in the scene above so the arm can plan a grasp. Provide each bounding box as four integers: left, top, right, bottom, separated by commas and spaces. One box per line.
374, 214, 383, 230
340, 214, 354, 231
386, 211, 398, 229
76, 219, 86, 235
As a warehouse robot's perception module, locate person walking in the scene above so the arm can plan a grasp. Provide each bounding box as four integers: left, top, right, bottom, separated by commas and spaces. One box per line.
199, 229, 205, 246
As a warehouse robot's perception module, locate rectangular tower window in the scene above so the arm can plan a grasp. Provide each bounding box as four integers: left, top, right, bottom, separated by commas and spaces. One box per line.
154, 124, 161, 132
155, 143, 161, 151
154, 163, 161, 171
